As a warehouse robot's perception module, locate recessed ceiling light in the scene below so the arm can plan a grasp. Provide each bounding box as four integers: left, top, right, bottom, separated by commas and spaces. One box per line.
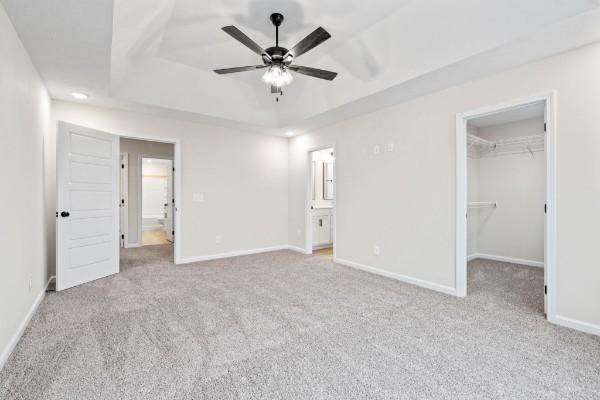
71, 92, 88, 100
286, 131, 294, 137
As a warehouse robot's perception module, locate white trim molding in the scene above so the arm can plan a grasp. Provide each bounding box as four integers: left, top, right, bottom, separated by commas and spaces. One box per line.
553, 315, 600, 337
178, 245, 290, 264
468, 253, 544, 268
0, 276, 55, 371
334, 258, 457, 296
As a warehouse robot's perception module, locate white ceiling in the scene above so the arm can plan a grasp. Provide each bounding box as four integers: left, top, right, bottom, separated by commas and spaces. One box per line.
3, 0, 600, 136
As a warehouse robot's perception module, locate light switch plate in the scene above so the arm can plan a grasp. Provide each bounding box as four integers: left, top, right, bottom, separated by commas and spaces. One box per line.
192, 193, 204, 203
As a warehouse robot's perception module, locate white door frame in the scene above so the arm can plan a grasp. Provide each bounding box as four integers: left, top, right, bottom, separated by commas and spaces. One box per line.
455, 91, 557, 322
305, 144, 337, 256
120, 153, 129, 248
138, 155, 174, 246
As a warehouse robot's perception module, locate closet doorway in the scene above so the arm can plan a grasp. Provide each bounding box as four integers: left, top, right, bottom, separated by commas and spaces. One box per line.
456, 93, 557, 321
305, 146, 336, 258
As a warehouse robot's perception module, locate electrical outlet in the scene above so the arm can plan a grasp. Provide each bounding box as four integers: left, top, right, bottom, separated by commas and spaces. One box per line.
373, 245, 380, 256
215, 235, 222, 244
373, 145, 380, 155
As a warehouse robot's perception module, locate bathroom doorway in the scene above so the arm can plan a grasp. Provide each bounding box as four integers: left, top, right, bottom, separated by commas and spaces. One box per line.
140, 157, 174, 246
306, 146, 336, 258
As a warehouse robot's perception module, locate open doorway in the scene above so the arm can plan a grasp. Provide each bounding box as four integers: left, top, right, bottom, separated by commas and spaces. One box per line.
119, 138, 175, 250
140, 157, 173, 246
306, 146, 336, 258
456, 93, 557, 322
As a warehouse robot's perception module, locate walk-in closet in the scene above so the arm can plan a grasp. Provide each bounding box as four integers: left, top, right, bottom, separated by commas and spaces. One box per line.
466, 101, 547, 311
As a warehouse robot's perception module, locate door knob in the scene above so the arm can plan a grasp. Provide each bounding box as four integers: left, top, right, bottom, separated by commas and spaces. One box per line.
60, 211, 70, 217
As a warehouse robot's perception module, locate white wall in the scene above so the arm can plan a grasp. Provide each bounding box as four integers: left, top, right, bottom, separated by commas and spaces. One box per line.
471, 118, 545, 263
120, 138, 173, 244
0, 4, 51, 367
48, 101, 289, 266
289, 42, 600, 330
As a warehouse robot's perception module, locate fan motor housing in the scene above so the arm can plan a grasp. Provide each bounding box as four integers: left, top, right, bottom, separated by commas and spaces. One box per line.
263, 46, 292, 65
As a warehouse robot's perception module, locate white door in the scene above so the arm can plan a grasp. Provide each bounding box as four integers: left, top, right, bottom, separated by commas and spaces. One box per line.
165, 160, 174, 242
56, 122, 120, 291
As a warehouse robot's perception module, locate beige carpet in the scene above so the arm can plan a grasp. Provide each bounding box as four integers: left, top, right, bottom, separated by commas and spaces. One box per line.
1, 247, 599, 399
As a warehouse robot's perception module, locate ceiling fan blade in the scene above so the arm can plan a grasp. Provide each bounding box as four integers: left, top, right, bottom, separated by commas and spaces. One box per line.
222, 26, 270, 60
286, 27, 331, 59
214, 65, 267, 75
289, 65, 337, 81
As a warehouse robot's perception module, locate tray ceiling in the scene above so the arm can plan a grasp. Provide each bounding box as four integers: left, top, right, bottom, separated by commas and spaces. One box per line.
3, 0, 600, 135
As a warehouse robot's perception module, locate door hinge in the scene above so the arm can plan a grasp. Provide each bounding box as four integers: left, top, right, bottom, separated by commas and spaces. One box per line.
172, 198, 175, 204
544, 285, 547, 295
172, 167, 175, 172
172, 230, 174, 235
544, 122, 547, 132
121, 234, 125, 240
544, 203, 547, 214
121, 199, 125, 205
122, 163, 125, 169
55, 211, 58, 217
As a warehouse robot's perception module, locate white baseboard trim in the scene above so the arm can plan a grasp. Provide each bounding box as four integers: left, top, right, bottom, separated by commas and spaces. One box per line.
334, 257, 457, 296
469, 253, 544, 268
554, 315, 600, 336
286, 245, 310, 254
0, 275, 55, 371
124, 243, 143, 249
178, 245, 290, 264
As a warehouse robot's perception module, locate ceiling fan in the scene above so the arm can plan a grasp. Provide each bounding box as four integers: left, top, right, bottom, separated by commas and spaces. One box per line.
214, 13, 337, 98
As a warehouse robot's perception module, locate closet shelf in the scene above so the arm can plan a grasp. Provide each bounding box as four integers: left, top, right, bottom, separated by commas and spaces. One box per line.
468, 202, 497, 209
467, 134, 544, 158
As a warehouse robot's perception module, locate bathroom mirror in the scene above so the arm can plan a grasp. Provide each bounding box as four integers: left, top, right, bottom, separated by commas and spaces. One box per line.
323, 162, 334, 200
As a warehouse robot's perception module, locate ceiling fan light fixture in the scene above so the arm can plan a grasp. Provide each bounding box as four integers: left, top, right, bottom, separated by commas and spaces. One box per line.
214, 13, 336, 96
262, 65, 293, 87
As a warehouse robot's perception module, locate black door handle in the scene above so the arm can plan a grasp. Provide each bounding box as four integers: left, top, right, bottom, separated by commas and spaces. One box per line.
60, 211, 70, 217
